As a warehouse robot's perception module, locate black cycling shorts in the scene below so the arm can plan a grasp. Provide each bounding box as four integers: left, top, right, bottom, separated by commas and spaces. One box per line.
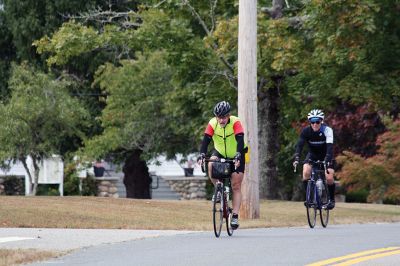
304, 152, 336, 170
211, 150, 246, 174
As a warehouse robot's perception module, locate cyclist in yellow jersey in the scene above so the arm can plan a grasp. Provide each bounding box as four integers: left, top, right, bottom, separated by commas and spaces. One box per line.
198, 101, 247, 230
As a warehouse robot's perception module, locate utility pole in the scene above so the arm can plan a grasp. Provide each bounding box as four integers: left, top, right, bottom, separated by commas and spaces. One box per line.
238, 0, 259, 219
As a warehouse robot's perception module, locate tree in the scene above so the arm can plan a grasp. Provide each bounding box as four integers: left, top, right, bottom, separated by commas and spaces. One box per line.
35, 6, 237, 197
2, 0, 102, 62
0, 63, 89, 195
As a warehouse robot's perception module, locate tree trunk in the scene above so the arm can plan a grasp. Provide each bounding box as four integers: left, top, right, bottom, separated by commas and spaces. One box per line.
21, 157, 33, 195
123, 149, 151, 199
259, 80, 280, 199
258, 0, 287, 199
31, 157, 40, 196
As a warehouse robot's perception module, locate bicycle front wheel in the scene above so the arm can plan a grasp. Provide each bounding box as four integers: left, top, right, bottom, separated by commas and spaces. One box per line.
213, 187, 223, 238
306, 181, 317, 228
319, 181, 330, 227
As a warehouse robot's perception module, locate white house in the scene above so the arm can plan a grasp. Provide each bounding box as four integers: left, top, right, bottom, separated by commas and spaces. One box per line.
0, 156, 64, 196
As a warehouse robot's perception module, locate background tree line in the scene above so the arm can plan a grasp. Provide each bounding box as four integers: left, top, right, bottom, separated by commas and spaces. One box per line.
0, 0, 398, 202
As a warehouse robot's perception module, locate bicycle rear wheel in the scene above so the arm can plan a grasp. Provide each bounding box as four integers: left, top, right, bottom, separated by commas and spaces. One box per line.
225, 191, 233, 236
306, 181, 317, 228
319, 181, 330, 227
213, 186, 223, 237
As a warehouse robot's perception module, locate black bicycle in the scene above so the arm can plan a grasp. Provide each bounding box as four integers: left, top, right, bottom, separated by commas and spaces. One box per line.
295, 160, 330, 228
201, 157, 234, 238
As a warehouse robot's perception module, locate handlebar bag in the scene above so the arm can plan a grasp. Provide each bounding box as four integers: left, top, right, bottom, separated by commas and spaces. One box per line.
211, 162, 232, 179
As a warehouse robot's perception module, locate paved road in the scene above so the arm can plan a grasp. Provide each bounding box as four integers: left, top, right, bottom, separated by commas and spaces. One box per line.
1, 223, 400, 265
0, 228, 196, 251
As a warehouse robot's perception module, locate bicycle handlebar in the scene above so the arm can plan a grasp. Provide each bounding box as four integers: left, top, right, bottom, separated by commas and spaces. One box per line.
307, 159, 330, 175
203, 158, 236, 163
293, 159, 330, 174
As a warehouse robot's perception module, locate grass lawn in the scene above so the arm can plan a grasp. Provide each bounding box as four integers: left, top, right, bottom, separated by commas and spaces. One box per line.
0, 196, 399, 230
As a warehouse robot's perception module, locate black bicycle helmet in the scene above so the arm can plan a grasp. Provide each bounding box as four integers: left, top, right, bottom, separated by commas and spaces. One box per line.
213, 101, 231, 117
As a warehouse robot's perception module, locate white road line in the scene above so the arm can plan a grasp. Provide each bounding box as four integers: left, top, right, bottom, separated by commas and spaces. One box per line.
0, 236, 36, 243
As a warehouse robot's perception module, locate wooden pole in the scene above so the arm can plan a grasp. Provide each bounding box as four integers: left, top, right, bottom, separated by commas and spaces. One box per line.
238, 0, 259, 219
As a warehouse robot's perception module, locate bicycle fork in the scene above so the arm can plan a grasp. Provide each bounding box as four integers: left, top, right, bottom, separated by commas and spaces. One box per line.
306, 180, 317, 207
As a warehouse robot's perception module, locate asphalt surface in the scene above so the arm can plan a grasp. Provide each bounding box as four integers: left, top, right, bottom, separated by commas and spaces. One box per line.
1, 223, 399, 266
0, 228, 196, 251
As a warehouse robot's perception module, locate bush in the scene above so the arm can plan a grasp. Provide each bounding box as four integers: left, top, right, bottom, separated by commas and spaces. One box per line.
63, 161, 97, 196
2, 176, 25, 195
36, 184, 60, 196
337, 119, 400, 204
81, 175, 97, 196
345, 189, 368, 203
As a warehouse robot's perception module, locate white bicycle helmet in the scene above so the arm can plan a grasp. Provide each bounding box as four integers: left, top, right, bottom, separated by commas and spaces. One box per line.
307, 109, 324, 121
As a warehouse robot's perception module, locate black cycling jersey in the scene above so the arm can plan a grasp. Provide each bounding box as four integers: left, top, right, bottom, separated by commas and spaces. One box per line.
295, 124, 334, 162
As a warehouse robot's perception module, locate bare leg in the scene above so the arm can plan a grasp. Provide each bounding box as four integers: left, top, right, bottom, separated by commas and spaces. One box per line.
325, 168, 335, 185
208, 155, 220, 186
231, 172, 244, 214
302, 163, 312, 181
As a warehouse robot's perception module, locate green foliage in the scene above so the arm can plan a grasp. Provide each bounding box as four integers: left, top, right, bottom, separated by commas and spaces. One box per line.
297, 0, 400, 110
0, 11, 15, 99
36, 184, 60, 196
3, 0, 101, 61
35, 6, 236, 162
345, 189, 369, 203
0, 63, 89, 164
63, 161, 97, 196
63, 163, 80, 196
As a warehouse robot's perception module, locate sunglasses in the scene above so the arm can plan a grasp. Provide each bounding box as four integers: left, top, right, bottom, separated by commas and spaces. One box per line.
310, 120, 321, 125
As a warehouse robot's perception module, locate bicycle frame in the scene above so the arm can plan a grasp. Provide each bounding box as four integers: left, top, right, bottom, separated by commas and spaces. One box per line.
305, 160, 330, 228
203, 157, 234, 237
306, 160, 327, 209
215, 179, 232, 219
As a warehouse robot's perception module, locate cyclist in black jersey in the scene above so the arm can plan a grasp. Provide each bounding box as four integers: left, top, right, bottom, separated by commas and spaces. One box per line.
293, 109, 336, 210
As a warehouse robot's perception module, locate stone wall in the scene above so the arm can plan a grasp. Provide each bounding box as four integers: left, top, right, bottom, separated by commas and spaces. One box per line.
95, 177, 119, 198
164, 176, 207, 200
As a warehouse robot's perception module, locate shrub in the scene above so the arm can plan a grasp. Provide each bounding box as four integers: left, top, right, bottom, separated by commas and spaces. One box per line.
36, 184, 60, 196
337, 119, 400, 204
63, 161, 97, 196
2, 176, 25, 195
345, 189, 368, 203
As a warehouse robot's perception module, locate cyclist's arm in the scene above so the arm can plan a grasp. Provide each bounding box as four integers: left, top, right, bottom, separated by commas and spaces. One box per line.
233, 120, 245, 155
235, 133, 244, 154
324, 127, 334, 162
200, 133, 212, 155
199, 122, 215, 155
